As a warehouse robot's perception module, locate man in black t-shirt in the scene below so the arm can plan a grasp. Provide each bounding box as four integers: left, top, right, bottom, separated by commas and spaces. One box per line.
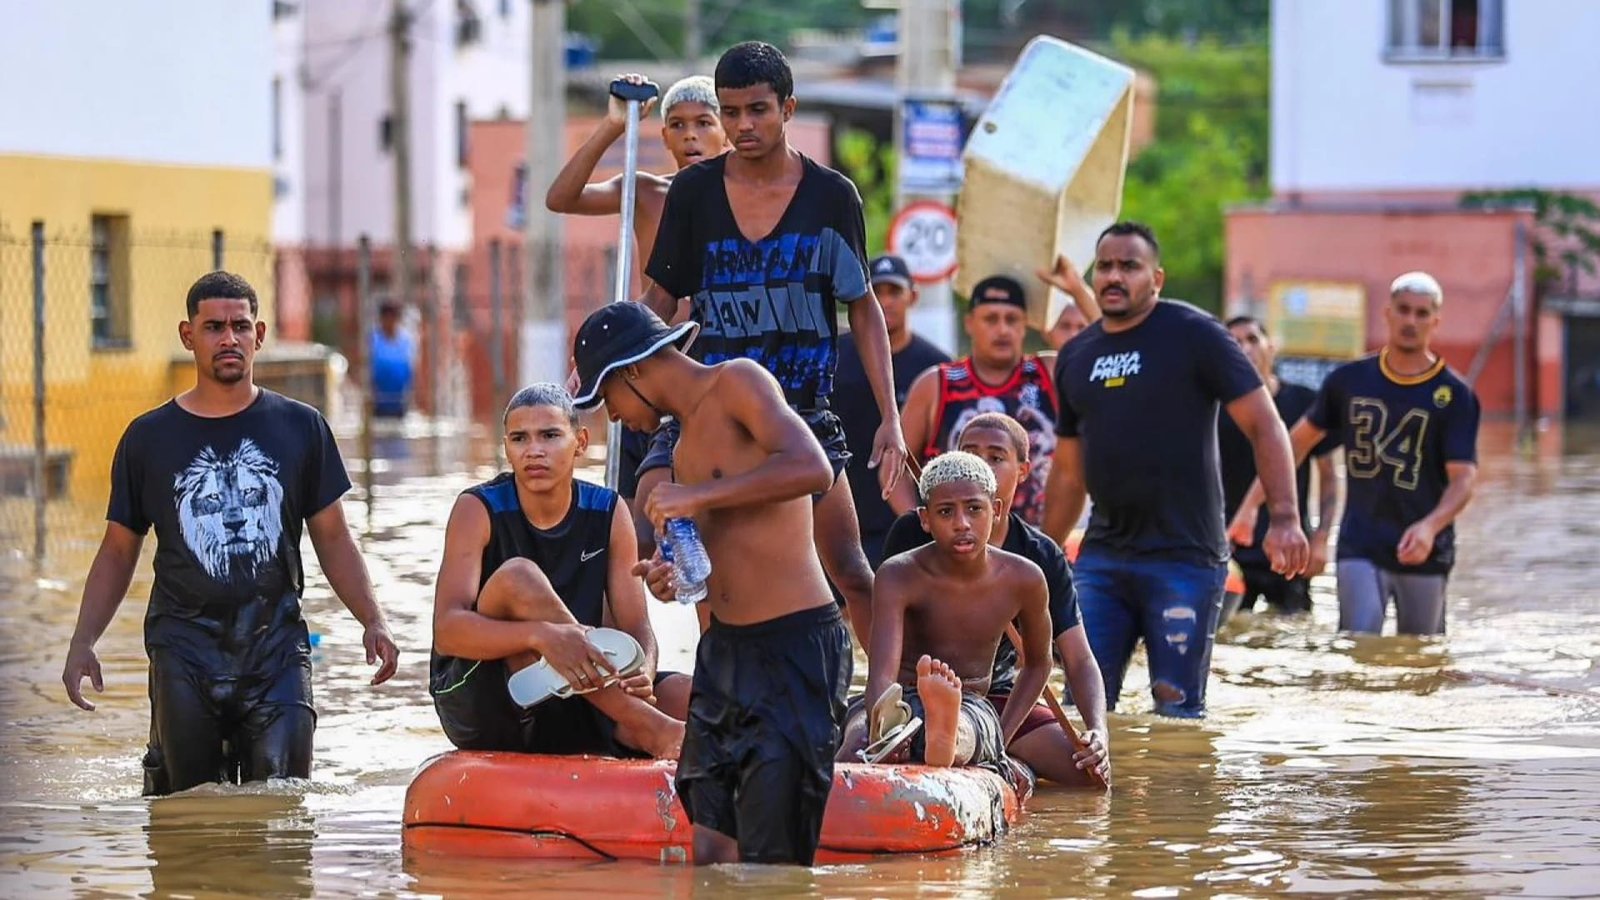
1043, 223, 1308, 719
835, 254, 949, 568
1230, 272, 1479, 635
1218, 316, 1340, 618
61, 272, 399, 796
633, 41, 908, 647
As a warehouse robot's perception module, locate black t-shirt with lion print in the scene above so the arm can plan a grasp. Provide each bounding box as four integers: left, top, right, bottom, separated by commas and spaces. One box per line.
107, 389, 351, 672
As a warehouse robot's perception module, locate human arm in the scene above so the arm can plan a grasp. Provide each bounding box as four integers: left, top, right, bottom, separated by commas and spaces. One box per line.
846, 291, 909, 500
1055, 625, 1110, 782
603, 501, 660, 700
544, 79, 662, 216
1223, 388, 1310, 576
864, 562, 911, 737
1227, 417, 1329, 546
889, 367, 940, 514
62, 522, 144, 710
1036, 253, 1101, 326
1397, 461, 1477, 565
999, 569, 1053, 744
643, 362, 833, 527
306, 498, 398, 685
432, 496, 614, 686
1042, 436, 1087, 547
1309, 450, 1340, 574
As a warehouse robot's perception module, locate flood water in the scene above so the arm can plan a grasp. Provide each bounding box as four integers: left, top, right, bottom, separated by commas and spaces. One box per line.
2, 420, 1597, 898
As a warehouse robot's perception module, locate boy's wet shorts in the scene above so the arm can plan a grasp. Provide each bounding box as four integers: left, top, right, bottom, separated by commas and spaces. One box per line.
675, 604, 852, 865
637, 410, 852, 487
844, 687, 1036, 799
431, 652, 674, 757
143, 644, 316, 797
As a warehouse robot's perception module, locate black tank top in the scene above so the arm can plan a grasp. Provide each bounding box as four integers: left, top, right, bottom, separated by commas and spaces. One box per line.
429, 474, 618, 746
469, 473, 616, 626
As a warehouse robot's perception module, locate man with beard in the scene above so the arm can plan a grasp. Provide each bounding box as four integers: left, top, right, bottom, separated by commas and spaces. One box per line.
1042, 222, 1307, 718
1229, 272, 1479, 635
62, 271, 399, 795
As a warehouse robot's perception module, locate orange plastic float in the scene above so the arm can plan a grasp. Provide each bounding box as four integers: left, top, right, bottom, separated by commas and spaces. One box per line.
402, 751, 1024, 863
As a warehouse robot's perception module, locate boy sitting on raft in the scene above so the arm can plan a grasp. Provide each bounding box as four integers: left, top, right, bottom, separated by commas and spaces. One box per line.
429, 383, 688, 760
842, 451, 1051, 790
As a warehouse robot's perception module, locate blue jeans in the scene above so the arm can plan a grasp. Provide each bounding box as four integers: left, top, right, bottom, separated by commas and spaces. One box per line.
1074, 548, 1227, 718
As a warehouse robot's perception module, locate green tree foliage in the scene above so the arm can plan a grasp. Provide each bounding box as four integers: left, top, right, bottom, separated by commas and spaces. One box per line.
1459, 189, 1600, 294
834, 129, 896, 258
1112, 33, 1270, 312
567, 0, 873, 62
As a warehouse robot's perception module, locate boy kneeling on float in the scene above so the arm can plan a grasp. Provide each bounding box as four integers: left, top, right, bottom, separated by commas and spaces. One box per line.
842, 451, 1051, 793
429, 384, 688, 760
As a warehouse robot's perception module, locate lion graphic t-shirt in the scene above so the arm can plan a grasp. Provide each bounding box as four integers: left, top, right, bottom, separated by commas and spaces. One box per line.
107, 389, 351, 669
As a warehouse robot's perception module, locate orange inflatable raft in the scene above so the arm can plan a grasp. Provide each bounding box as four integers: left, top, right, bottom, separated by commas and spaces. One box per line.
402, 751, 1023, 863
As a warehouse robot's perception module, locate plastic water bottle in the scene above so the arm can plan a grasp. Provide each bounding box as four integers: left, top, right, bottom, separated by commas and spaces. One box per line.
659, 518, 711, 604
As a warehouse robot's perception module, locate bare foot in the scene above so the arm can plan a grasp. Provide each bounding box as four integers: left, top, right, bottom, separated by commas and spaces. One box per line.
917, 655, 963, 767
617, 713, 685, 761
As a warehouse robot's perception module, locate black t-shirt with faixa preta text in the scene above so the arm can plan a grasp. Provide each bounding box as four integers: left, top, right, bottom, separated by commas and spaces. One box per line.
1054, 301, 1263, 566
107, 389, 351, 675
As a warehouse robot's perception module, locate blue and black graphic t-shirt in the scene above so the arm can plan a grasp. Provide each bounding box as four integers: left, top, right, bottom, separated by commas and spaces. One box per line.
1306, 352, 1479, 574
646, 153, 871, 412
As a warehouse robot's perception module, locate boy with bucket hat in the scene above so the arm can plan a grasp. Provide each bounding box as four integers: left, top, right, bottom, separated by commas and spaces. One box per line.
572, 301, 853, 866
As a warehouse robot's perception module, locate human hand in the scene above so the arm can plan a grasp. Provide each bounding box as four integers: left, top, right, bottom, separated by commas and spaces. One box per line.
1264, 517, 1310, 577
1074, 727, 1111, 786
643, 482, 707, 531
1227, 505, 1260, 547
1308, 532, 1331, 576
616, 660, 657, 702
62, 641, 103, 711
870, 419, 909, 498
1036, 253, 1090, 300
533, 623, 617, 692
631, 554, 678, 603
363, 622, 400, 685
606, 73, 658, 126
1396, 520, 1438, 566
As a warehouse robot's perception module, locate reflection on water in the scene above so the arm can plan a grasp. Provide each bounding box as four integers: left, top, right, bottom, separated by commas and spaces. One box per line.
2, 422, 1598, 898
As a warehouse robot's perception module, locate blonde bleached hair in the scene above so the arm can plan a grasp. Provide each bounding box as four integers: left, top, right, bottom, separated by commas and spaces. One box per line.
1391, 271, 1443, 307
661, 75, 717, 120
918, 450, 998, 502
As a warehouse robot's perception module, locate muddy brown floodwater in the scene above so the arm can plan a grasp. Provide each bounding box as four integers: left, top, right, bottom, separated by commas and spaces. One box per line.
2, 421, 1596, 898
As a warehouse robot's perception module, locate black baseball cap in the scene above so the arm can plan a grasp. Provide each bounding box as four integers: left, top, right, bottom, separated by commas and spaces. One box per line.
570, 302, 698, 410
868, 255, 913, 290
969, 274, 1027, 311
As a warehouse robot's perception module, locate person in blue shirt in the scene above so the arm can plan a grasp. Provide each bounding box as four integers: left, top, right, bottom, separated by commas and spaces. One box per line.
370, 300, 415, 418
1231, 271, 1479, 635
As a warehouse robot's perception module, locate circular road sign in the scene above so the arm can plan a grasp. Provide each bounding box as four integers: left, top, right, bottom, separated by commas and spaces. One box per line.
887, 201, 958, 284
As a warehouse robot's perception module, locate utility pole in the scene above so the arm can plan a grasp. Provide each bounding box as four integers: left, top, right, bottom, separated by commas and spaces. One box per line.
390, 0, 415, 318
896, 0, 961, 355
524, 0, 567, 386
684, 0, 702, 64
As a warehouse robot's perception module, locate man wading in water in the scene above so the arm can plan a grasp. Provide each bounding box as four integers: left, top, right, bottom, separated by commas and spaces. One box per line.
61, 271, 399, 795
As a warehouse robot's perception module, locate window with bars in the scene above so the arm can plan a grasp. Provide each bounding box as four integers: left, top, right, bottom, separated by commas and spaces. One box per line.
90, 214, 131, 349
1387, 0, 1504, 61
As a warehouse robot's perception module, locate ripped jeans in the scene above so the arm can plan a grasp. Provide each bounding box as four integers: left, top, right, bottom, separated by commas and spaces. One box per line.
1074, 548, 1227, 719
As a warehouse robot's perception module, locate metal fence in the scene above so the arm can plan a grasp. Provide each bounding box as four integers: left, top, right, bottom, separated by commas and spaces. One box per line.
0, 222, 275, 566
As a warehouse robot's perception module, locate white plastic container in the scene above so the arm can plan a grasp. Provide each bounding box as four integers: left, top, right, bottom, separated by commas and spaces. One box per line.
956, 36, 1136, 331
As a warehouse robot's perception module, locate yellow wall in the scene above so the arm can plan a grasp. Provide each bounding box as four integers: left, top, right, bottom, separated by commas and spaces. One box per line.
0, 155, 274, 499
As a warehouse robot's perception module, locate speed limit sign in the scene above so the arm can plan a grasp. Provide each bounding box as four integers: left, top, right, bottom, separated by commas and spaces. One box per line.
887, 201, 958, 284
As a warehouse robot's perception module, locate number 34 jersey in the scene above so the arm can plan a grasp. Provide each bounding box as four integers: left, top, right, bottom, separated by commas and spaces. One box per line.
1307, 351, 1480, 574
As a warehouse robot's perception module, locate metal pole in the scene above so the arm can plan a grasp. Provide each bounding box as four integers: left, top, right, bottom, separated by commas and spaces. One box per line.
523, 0, 568, 387
1512, 220, 1529, 445
211, 229, 224, 271
31, 221, 46, 563
390, 0, 415, 319
329, 90, 342, 247
490, 238, 506, 414
357, 235, 375, 511
604, 243, 622, 489
896, 0, 960, 356
427, 243, 444, 419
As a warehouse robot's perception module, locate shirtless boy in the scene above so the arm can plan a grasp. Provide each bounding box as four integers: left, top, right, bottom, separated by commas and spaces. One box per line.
845, 452, 1051, 787
429, 384, 687, 760
572, 301, 852, 866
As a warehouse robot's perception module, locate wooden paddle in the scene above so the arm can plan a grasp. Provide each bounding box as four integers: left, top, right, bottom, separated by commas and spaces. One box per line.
1005, 623, 1109, 789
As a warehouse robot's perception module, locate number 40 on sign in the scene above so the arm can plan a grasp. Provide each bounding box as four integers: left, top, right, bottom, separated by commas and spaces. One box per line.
887, 201, 958, 284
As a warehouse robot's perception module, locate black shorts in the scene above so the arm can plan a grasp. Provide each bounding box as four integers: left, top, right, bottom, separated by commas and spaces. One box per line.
431, 653, 673, 757
1238, 563, 1313, 614
143, 644, 316, 796
637, 410, 852, 485
676, 604, 852, 865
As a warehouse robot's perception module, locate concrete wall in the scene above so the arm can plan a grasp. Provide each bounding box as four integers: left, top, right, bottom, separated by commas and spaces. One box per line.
1271, 0, 1600, 195
1225, 205, 1561, 418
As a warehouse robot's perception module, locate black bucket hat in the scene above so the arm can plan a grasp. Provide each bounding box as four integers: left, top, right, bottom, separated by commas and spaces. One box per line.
570, 301, 698, 409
